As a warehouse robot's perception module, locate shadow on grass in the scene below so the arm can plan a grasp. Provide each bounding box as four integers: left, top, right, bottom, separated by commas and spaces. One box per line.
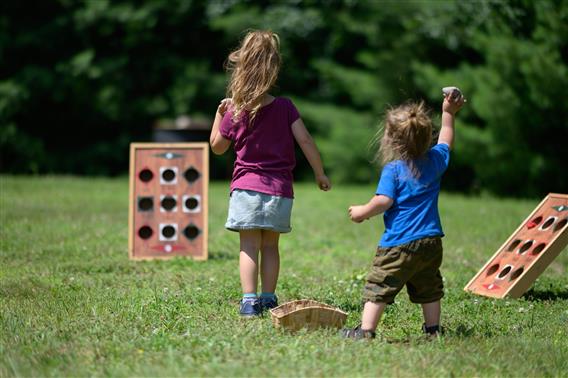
0, 278, 51, 299
381, 324, 478, 343
522, 289, 568, 301
451, 324, 476, 338
208, 249, 236, 260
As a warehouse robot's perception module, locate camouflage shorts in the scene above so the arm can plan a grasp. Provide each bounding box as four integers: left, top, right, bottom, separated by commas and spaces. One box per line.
363, 237, 444, 304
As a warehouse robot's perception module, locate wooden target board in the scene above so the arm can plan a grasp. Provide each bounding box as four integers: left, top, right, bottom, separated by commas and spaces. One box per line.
464, 193, 568, 298
128, 143, 208, 260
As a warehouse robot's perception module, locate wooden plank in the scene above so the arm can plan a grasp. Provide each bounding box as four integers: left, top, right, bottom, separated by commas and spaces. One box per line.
128, 143, 136, 260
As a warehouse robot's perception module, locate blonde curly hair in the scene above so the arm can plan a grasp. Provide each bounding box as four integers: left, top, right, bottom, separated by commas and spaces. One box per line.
375, 101, 433, 177
225, 30, 281, 124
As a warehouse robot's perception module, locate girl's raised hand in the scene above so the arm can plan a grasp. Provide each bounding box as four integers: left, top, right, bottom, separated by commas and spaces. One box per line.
218, 98, 233, 116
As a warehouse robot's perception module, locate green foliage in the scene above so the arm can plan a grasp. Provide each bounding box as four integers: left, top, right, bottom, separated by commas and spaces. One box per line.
412, 0, 568, 196
293, 97, 377, 183
1, 0, 566, 195
1, 177, 568, 376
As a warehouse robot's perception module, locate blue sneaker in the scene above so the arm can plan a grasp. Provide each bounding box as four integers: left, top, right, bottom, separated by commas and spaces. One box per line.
239, 298, 261, 317
260, 295, 278, 312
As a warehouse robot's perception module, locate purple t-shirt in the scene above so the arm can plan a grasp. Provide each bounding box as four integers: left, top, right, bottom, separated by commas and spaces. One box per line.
219, 97, 300, 198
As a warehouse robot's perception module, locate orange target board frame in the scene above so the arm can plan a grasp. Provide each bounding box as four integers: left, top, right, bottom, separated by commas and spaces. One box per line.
464, 193, 568, 298
128, 143, 209, 260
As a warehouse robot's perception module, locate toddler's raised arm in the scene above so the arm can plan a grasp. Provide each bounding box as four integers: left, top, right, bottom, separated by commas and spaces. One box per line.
438, 91, 465, 149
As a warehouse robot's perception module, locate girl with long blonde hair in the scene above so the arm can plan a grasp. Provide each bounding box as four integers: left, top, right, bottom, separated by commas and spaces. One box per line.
210, 30, 331, 317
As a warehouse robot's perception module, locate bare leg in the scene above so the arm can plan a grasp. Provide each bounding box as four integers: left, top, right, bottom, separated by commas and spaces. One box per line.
239, 230, 262, 294
260, 230, 280, 293
421, 300, 441, 327
361, 301, 387, 331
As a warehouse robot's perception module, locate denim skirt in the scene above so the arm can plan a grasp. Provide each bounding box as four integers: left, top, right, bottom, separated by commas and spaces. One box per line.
226, 189, 293, 233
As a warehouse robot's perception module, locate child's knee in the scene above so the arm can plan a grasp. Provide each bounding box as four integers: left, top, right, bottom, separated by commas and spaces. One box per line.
260, 231, 280, 251
240, 231, 262, 251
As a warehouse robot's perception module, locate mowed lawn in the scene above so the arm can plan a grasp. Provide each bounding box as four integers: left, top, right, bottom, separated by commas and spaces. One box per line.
1, 176, 567, 377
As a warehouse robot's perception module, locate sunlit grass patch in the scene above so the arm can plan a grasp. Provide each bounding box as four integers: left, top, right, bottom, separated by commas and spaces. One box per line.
1, 176, 567, 376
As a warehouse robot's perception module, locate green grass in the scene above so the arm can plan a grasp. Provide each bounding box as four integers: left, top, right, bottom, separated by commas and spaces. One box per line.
1, 176, 567, 377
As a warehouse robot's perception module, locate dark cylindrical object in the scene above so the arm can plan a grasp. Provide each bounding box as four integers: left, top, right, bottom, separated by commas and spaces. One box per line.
153, 116, 211, 143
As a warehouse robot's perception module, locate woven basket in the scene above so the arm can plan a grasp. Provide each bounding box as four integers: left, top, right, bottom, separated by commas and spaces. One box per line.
269, 300, 347, 332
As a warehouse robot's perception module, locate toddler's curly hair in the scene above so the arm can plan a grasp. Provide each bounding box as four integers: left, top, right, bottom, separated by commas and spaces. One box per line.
376, 101, 433, 177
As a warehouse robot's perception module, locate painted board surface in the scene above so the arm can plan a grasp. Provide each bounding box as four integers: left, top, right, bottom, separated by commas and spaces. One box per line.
128, 143, 209, 260
464, 193, 568, 298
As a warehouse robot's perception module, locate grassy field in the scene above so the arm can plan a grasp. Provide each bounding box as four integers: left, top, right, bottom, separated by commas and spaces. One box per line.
1, 176, 567, 377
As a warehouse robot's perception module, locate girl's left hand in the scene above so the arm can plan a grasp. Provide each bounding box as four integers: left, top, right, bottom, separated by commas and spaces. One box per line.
316, 174, 331, 191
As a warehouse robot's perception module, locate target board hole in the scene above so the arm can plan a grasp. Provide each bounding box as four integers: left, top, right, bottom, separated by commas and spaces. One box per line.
184, 225, 200, 240
139, 169, 153, 182
553, 218, 567, 232
138, 226, 153, 239
162, 225, 176, 238
498, 266, 512, 279
162, 169, 176, 182
138, 197, 154, 211
541, 217, 555, 230
519, 240, 533, 254
185, 197, 199, 210
184, 168, 200, 183
486, 264, 500, 276
507, 239, 521, 252
510, 267, 524, 281
161, 196, 177, 211
531, 242, 546, 255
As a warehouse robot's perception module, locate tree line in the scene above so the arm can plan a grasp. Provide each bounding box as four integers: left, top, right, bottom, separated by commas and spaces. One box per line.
1, 0, 566, 197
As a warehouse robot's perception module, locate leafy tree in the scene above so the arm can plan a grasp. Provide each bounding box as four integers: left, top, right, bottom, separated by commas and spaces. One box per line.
1, 0, 566, 197
413, 0, 568, 196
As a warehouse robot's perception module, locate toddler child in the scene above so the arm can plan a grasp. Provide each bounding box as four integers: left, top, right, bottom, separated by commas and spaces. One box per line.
209, 30, 331, 317
342, 91, 465, 338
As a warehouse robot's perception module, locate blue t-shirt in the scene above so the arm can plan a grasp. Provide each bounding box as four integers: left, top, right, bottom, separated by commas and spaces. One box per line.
376, 143, 450, 247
